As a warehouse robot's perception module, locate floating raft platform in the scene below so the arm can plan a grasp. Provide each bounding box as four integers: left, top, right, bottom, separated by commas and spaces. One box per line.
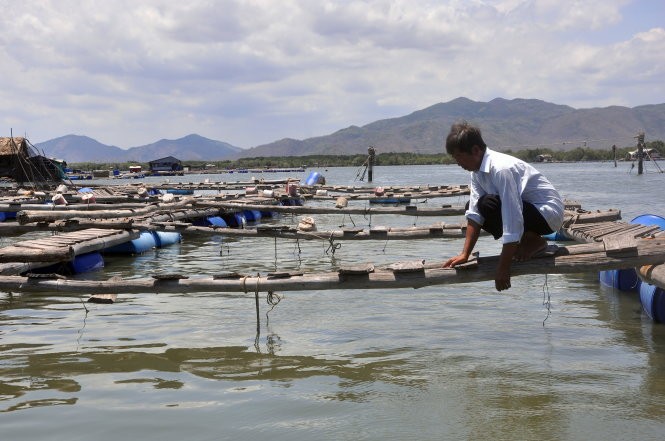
0, 228, 138, 263
2, 235, 665, 295
563, 219, 661, 243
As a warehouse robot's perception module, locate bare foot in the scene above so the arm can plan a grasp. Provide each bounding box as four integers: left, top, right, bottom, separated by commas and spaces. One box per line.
514, 231, 548, 261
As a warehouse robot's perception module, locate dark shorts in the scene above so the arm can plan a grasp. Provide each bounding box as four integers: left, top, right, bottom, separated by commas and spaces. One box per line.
475, 194, 554, 240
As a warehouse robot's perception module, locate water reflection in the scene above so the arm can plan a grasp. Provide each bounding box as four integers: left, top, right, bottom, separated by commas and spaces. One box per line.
0, 342, 423, 413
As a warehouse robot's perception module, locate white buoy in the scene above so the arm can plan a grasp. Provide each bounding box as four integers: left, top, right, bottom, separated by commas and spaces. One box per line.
52, 193, 67, 205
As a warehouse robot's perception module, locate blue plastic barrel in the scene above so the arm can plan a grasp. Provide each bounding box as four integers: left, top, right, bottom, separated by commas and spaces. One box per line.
0, 212, 16, 222
192, 216, 228, 227
200, 216, 228, 227
639, 282, 665, 322
152, 231, 182, 247
599, 268, 640, 291
30, 252, 104, 275
104, 231, 157, 254
630, 214, 665, 231
222, 212, 246, 228
69, 252, 105, 273
243, 210, 262, 222
304, 171, 321, 185
542, 230, 571, 241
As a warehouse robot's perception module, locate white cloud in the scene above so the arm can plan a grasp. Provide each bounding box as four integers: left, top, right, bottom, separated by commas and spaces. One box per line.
0, 0, 662, 149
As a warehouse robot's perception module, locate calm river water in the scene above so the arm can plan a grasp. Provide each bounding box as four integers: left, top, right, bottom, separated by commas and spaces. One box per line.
1, 161, 665, 440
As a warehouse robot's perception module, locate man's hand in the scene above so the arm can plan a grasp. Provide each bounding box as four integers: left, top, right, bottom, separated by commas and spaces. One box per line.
495, 267, 511, 291
443, 254, 469, 268
495, 242, 519, 291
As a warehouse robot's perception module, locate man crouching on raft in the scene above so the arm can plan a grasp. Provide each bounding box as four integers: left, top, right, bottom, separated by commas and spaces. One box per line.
442, 121, 565, 291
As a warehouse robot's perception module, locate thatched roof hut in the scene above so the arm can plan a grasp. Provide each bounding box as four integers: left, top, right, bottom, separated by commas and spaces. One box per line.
0, 137, 29, 156
0, 137, 65, 184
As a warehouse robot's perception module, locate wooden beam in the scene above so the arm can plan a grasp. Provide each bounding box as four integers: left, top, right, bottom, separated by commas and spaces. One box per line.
639, 264, 665, 290
198, 201, 467, 217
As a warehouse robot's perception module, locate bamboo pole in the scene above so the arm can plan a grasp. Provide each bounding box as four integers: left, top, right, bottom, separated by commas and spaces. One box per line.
60, 195, 160, 204
3, 237, 665, 295
0, 201, 165, 212
16, 198, 197, 224
367, 146, 375, 182
637, 132, 645, 175
0, 261, 51, 276
302, 188, 469, 201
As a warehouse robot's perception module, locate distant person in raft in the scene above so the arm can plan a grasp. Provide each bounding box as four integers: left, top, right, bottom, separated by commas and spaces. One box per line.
442, 121, 564, 291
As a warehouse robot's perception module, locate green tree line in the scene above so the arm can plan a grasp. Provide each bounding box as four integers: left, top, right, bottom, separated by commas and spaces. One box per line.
70, 140, 664, 170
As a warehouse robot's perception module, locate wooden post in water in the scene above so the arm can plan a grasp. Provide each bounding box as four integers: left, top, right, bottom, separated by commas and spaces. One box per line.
637, 132, 645, 175
367, 146, 376, 183
612, 144, 617, 167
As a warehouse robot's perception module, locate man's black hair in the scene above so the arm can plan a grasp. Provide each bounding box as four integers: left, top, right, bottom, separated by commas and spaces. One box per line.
445, 121, 487, 155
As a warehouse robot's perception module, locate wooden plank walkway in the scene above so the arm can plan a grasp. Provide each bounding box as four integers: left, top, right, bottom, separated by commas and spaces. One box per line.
0, 228, 138, 263
145, 221, 469, 240
300, 184, 467, 194
196, 200, 467, 216
300, 186, 470, 201
1, 235, 664, 295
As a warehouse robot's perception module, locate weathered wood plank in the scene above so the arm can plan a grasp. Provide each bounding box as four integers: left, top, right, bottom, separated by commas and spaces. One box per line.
563, 209, 622, 225
0, 245, 73, 262
603, 235, 638, 255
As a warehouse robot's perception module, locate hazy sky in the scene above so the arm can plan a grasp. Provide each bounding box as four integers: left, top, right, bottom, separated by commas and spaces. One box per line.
1, 0, 663, 149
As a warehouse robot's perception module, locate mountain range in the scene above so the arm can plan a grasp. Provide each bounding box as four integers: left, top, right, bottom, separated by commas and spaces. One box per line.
35, 134, 242, 163
33, 97, 665, 163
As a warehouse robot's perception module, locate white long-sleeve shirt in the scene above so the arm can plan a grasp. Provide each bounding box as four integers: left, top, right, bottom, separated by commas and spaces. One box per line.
465, 148, 564, 244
